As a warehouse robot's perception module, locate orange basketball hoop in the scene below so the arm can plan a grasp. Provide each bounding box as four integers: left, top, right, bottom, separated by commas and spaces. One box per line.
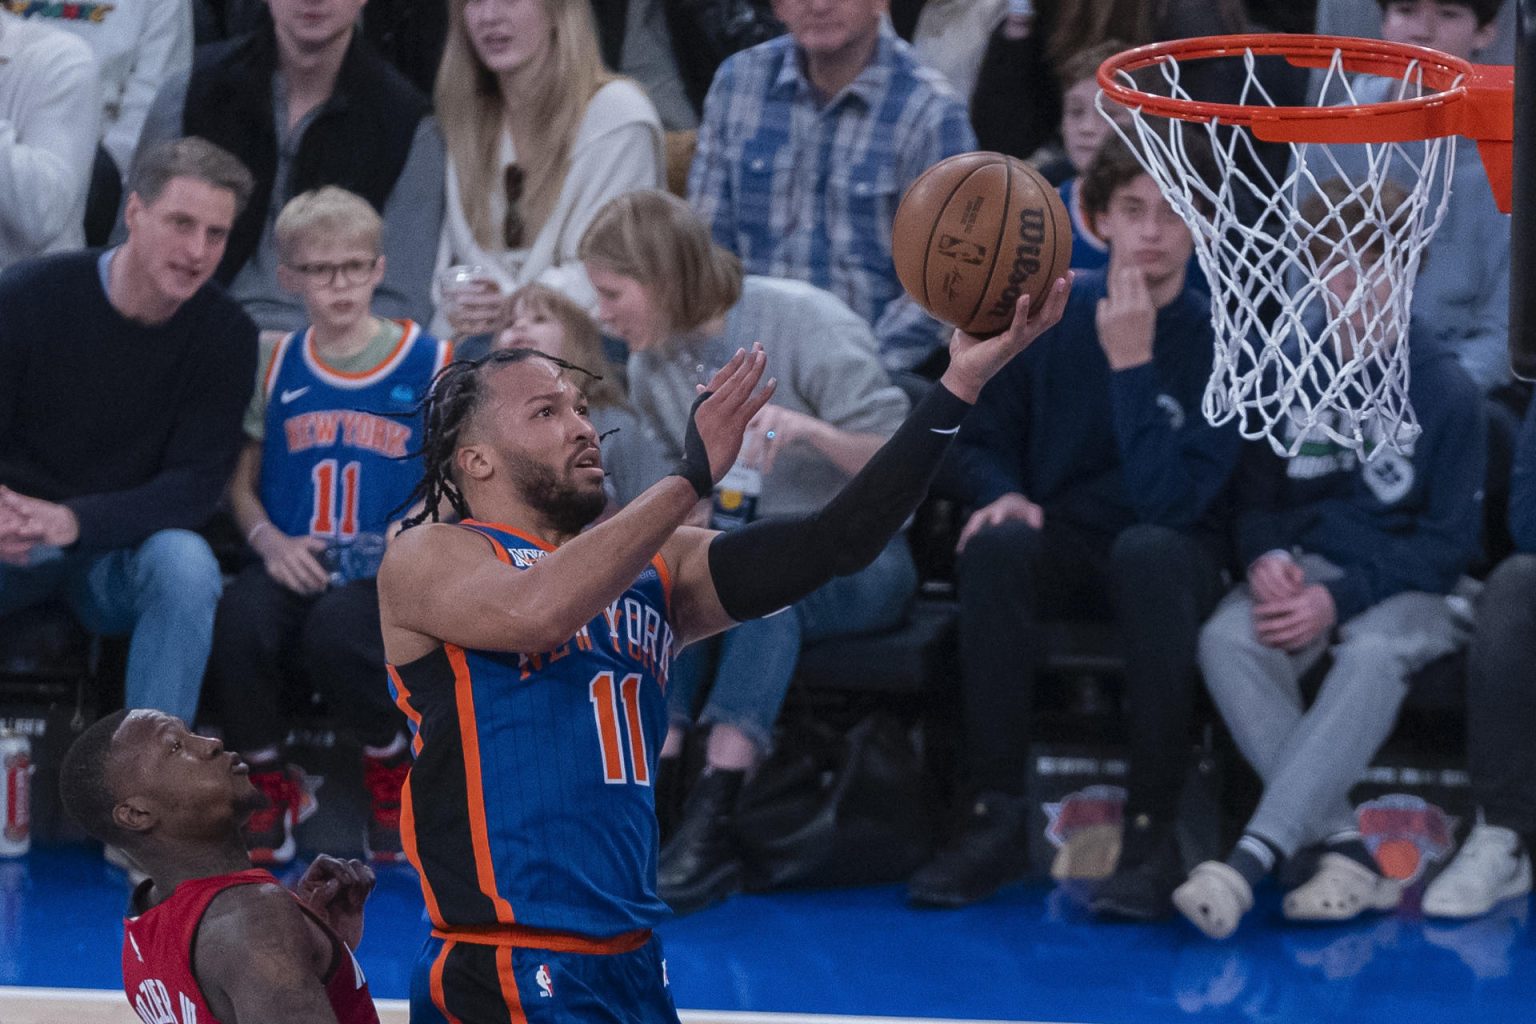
1096, 34, 1515, 457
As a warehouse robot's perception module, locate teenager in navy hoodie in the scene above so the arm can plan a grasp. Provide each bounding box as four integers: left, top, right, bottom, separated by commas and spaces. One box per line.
906, 136, 1241, 911
1176, 179, 1486, 940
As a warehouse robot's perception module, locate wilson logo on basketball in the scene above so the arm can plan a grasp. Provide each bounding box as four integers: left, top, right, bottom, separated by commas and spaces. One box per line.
937, 235, 988, 266
986, 208, 1048, 318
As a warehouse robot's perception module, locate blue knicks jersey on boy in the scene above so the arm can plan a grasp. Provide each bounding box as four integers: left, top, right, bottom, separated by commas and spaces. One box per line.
387, 521, 675, 939
259, 321, 450, 539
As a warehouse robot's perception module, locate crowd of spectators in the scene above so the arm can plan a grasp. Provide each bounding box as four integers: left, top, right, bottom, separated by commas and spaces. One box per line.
0, 0, 1529, 941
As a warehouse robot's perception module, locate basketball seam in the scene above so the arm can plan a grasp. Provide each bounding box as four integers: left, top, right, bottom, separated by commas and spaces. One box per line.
963, 159, 1013, 331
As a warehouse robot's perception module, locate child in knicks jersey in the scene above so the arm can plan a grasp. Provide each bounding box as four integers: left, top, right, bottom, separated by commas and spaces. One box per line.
208, 187, 451, 867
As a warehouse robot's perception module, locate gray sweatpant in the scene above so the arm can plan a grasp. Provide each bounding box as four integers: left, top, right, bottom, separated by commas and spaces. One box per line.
1198, 554, 1468, 856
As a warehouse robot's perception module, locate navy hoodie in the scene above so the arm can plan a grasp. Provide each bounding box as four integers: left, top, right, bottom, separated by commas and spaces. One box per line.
1507, 397, 1536, 552
946, 267, 1239, 538
1233, 330, 1485, 622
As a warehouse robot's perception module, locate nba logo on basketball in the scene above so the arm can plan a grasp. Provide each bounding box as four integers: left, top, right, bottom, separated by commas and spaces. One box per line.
1357, 794, 1456, 882
536, 964, 554, 998
936, 234, 988, 266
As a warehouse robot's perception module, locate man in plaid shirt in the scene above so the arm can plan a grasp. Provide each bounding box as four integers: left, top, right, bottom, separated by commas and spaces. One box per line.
687, 1, 976, 374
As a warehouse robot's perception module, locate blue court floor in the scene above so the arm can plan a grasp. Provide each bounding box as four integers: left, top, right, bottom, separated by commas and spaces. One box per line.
5, 843, 1534, 1023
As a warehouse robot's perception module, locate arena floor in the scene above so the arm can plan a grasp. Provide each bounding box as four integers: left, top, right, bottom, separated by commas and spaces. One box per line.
3, 844, 1531, 1023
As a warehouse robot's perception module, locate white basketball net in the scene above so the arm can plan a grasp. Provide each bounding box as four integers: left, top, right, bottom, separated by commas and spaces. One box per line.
1099, 47, 1459, 457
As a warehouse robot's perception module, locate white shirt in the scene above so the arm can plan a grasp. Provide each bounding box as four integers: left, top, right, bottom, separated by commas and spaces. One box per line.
0, 11, 101, 271
437, 78, 663, 325
12, 0, 191, 178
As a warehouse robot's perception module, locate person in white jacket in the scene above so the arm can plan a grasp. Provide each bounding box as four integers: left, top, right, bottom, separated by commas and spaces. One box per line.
0, 10, 101, 272
12, 0, 192, 181
433, 0, 663, 337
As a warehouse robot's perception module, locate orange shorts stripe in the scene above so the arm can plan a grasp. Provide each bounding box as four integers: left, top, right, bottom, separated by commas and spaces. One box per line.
495, 945, 527, 1024
430, 939, 463, 1024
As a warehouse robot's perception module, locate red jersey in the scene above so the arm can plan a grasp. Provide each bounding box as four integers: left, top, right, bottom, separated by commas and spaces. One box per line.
122, 868, 379, 1024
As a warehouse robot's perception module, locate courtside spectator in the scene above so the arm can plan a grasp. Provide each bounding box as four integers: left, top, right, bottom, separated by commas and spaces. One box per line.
908, 137, 1238, 911
1309, 0, 1514, 103
688, 0, 975, 374
1421, 398, 1536, 919
209, 187, 451, 867
1177, 181, 1485, 940
13, 0, 192, 182
580, 190, 913, 913
434, 0, 663, 336
0, 137, 257, 725
0, 9, 101, 271
134, 0, 444, 333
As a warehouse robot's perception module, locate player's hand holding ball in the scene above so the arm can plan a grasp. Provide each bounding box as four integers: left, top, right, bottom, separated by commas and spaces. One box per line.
944, 281, 1073, 403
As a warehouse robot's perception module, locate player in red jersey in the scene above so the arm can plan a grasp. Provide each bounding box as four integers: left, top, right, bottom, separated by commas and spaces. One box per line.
60, 708, 381, 1024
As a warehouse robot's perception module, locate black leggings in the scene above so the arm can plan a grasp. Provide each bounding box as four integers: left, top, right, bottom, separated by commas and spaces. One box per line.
1468, 552, 1536, 836
207, 565, 402, 752
956, 520, 1226, 819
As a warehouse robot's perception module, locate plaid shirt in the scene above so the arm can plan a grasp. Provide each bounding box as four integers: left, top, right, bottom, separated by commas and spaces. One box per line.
688, 24, 977, 372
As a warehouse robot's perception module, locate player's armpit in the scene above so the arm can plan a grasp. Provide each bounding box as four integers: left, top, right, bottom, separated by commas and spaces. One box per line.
377, 523, 556, 663
661, 526, 737, 646
193, 883, 341, 1024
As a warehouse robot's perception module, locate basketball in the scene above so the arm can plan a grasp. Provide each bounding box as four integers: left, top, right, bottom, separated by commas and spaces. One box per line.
892, 152, 1073, 337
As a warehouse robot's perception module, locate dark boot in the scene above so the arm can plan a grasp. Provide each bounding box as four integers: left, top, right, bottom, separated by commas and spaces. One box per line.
1090, 813, 1183, 921
657, 768, 744, 914
906, 791, 1031, 908
655, 756, 684, 845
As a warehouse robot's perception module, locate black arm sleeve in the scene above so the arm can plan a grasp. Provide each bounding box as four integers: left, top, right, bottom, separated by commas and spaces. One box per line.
706, 382, 971, 621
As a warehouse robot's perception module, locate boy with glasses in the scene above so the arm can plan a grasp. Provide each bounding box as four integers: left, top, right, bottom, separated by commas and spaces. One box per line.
209, 186, 451, 866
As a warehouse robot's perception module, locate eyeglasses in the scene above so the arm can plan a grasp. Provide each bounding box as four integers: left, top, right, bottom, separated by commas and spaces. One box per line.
503, 164, 525, 249
288, 256, 380, 287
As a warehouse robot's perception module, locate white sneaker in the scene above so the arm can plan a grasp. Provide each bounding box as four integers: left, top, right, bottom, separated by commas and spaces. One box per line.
1283, 852, 1402, 922
1173, 861, 1253, 940
1423, 823, 1532, 920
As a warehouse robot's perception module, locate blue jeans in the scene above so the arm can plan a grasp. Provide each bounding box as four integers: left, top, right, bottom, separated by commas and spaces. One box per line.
667, 537, 918, 750
0, 529, 222, 722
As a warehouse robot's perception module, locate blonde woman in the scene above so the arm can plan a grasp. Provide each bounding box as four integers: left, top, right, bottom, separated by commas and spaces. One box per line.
435, 0, 664, 336
579, 189, 917, 913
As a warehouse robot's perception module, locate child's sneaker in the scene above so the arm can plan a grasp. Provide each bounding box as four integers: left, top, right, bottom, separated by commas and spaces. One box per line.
362, 749, 412, 864
243, 764, 319, 866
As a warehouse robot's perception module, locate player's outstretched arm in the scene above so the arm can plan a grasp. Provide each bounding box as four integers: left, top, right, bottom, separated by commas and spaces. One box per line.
380, 348, 776, 659
665, 277, 1073, 646
192, 883, 345, 1024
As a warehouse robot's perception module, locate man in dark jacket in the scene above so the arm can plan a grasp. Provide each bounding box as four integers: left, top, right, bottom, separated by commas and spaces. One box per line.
0, 138, 258, 724
136, 0, 443, 333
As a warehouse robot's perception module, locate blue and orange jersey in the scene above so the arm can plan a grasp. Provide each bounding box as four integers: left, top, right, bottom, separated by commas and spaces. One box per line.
388, 521, 676, 940
259, 321, 451, 540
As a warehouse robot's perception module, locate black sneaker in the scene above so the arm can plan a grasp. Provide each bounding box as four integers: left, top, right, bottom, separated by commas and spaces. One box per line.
657, 768, 744, 915
1091, 817, 1183, 921
906, 791, 1031, 909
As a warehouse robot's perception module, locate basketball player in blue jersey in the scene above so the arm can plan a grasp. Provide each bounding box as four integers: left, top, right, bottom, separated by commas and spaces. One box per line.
378, 271, 1072, 1021
209, 187, 451, 867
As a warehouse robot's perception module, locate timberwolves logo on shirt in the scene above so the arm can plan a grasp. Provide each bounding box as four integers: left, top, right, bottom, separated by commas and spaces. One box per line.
1362, 450, 1414, 505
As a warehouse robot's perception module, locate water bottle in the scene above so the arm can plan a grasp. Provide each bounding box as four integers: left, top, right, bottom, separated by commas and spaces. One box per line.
710, 461, 761, 531
0, 731, 33, 857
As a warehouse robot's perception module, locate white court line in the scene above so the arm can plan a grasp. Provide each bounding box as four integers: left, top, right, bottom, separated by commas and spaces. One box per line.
0, 986, 1085, 1024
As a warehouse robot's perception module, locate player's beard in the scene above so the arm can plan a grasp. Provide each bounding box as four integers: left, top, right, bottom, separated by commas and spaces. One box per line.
508, 450, 607, 535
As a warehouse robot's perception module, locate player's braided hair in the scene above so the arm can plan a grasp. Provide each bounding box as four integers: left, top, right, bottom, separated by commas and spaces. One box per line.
399, 348, 598, 529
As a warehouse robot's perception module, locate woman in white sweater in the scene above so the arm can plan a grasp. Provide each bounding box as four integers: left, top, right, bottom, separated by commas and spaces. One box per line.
434, 0, 663, 337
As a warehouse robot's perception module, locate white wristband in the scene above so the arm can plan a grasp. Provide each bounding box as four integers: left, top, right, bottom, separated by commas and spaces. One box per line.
247, 521, 274, 545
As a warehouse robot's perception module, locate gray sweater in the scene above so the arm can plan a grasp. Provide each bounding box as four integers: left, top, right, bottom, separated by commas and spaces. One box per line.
628, 276, 909, 518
